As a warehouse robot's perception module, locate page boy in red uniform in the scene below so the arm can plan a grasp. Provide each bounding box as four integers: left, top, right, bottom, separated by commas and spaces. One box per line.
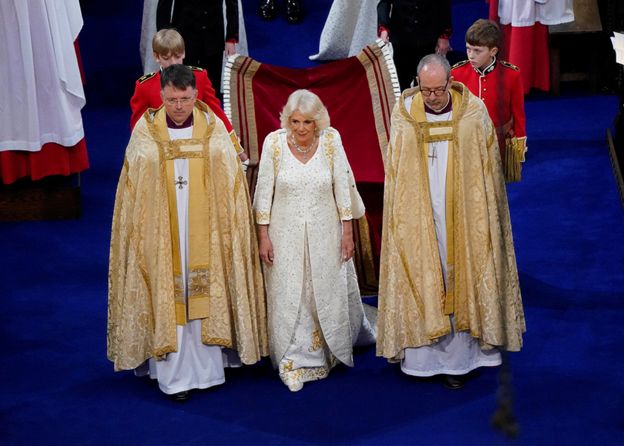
130, 29, 247, 163
452, 19, 526, 182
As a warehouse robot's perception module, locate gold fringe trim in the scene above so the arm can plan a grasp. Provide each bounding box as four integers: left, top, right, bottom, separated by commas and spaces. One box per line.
504, 136, 524, 183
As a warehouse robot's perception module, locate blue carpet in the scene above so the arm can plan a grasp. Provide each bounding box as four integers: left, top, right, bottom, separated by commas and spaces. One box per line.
2, 1, 623, 444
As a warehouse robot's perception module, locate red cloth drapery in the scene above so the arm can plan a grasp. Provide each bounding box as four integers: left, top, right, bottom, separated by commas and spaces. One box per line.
225, 42, 398, 183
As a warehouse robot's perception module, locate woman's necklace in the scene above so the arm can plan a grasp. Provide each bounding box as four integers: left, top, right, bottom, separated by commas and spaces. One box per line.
290, 135, 316, 160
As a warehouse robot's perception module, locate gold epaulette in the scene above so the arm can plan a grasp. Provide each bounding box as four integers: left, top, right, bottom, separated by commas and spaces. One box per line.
500, 60, 519, 71
137, 71, 157, 83
452, 60, 470, 69
187, 65, 205, 72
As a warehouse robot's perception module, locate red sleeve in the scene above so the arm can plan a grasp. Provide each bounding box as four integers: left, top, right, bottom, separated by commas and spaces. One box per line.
510, 71, 526, 139
450, 65, 464, 83
196, 69, 234, 133
439, 27, 452, 40
129, 81, 149, 130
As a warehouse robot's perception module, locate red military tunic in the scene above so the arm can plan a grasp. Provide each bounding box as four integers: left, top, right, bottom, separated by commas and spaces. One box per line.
129, 66, 242, 153
452, 58, 527, 182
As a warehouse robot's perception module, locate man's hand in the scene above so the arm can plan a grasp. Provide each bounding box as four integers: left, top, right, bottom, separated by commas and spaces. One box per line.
379, 29, 390, 43
225, 41, 237, 57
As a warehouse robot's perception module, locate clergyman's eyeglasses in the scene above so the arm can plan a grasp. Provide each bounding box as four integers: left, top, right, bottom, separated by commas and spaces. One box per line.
418, 79, 449, 97
164, 97, 194, 106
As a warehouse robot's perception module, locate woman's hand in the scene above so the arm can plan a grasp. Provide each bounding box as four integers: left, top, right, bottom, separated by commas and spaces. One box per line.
257, 225, 274, 266
341, 220, 355, 262
259, 237, 274, 266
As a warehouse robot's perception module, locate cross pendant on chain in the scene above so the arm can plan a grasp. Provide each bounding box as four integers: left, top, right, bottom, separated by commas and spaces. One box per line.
175, 176, 188, 189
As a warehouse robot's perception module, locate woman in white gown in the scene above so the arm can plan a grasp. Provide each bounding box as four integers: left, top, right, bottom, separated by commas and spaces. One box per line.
253, 90, 375, 392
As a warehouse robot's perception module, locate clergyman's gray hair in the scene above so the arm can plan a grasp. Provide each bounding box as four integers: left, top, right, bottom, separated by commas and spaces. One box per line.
416, 54, 451, 78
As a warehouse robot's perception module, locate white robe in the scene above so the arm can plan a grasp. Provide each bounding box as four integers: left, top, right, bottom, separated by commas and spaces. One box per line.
137, 118, 240, 394
253, 129, 376, 387
0, 0, 85, 152
309, 0, 379, 61
399, 97, 502, 377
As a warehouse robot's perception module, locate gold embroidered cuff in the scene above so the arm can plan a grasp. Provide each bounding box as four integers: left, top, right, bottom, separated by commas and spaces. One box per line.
339, 207, 353, 220
255, 210, 270, 224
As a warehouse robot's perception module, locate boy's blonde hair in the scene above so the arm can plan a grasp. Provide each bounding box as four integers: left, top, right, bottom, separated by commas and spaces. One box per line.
152, 28, 185, 57
465, 19, 501, 49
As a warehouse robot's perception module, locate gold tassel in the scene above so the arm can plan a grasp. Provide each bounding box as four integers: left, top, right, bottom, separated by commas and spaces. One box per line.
504, 137, 522, 183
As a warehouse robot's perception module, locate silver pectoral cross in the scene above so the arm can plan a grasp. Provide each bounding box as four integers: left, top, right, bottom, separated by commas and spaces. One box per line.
175, 176, 188, 189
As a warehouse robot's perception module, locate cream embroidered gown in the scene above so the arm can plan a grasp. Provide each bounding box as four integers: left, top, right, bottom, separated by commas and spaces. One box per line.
253, 128, 376, 391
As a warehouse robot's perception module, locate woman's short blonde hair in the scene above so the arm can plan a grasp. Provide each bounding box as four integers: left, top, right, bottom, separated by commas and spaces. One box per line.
279, 89, 330, 135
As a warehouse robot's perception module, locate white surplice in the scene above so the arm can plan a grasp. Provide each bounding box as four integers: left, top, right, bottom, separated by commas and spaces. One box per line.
253, 128, 376, 389
498, 0, 574, 26
400, 98, 502, 377
137, 118, 240, 394
0, 0, 85, 152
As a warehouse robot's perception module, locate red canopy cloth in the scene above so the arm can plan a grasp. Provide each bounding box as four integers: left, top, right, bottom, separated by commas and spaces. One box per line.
224, 40, 398, 183
224, 40, 399, 290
